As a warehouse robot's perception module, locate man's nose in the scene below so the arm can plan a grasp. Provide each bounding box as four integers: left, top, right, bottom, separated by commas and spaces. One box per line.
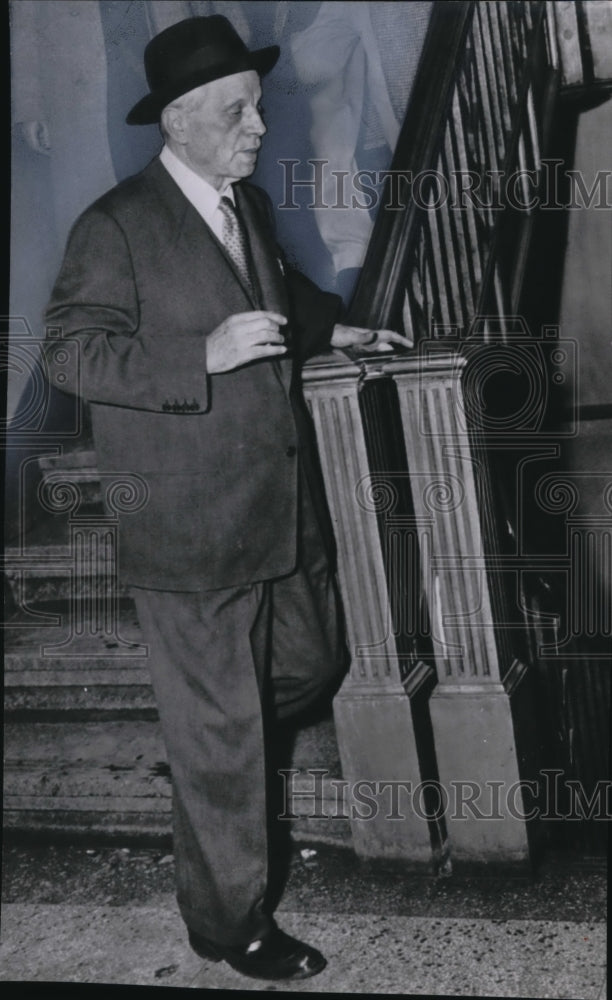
246, 106, 266, 136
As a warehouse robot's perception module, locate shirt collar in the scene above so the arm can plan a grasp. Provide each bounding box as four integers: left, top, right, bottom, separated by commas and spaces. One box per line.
159, 145, 235, 227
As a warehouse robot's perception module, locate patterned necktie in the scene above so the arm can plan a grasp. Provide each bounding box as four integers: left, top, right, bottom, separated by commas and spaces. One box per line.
219, 195, 254, 294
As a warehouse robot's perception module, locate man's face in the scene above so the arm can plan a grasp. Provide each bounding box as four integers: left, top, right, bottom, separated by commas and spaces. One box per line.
177, 70, 266, 189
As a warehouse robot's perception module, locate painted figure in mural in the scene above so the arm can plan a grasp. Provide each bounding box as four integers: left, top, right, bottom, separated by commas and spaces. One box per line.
290, 0, 432, 300
44, 15, 409, 982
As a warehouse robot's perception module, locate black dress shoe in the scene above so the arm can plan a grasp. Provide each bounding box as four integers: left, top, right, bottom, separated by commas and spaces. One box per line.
188, 924, 326, 981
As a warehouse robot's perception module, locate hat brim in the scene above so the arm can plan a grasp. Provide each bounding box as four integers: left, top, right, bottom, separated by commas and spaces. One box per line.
126, 45, 280, 125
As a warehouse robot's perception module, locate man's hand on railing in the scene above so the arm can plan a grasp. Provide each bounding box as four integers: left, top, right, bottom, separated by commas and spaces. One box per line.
331, 323, 412, 353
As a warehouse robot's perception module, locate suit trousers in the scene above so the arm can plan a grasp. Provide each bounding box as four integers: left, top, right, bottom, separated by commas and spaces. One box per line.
131, 474, 343, 946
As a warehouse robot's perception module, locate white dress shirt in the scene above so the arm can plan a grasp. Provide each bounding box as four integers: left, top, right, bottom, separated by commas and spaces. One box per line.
159, 144, 235, 244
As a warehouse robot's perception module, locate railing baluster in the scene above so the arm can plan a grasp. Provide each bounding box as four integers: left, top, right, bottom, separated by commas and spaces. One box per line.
427, 162, 452, 326
482, 4, 512, 145
496, 1, 520, 106
449, 81, 484, 294
445, 101, 479, 314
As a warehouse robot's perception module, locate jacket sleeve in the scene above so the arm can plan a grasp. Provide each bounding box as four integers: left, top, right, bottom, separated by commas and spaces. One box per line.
43, 207, 210, 413
285, 266, 342, 363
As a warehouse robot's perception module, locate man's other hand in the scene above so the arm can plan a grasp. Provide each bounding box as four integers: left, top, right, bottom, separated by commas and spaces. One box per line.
331, 324, 412, 353
206, 311, 288, 373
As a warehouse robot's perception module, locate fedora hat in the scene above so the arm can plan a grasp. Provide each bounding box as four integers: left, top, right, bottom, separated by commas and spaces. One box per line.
127, 15, 280, 126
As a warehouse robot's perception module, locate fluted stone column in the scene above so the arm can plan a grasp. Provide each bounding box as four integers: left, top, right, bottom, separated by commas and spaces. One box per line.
386, 352, 538, 865
302, 354, 438, 862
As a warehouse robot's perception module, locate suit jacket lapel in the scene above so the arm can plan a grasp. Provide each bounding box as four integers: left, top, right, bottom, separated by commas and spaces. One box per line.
237, 184, 293, 394
236, 185, 287, 314
145, 157, 257, 308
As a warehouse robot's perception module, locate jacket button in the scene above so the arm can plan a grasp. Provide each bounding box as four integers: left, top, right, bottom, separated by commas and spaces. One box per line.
286, 445, 297, 458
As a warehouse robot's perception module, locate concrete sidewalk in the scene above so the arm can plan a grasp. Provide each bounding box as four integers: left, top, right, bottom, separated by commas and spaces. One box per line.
1, 901, 606, 996
0, 844, 607, 996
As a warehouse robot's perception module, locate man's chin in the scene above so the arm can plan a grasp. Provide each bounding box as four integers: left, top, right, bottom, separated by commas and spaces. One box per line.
225, 154, 259, 186
237, 151, 259, 173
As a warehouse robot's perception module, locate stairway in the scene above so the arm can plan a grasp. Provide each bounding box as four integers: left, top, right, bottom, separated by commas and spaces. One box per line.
4, 450, 350, 849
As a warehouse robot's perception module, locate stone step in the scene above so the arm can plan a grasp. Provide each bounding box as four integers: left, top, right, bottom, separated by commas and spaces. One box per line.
5, 590, 348, 845
3, 718, 349, 847
4, 544, 131, 604
38, 450, 101, 506
4, 605, 153, 716
38, 450, 97, 474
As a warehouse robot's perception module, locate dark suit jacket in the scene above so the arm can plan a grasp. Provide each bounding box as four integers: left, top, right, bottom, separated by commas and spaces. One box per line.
45, 157, 341, 591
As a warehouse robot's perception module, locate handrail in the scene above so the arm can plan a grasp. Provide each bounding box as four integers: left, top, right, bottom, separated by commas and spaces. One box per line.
347, 0, 559, 343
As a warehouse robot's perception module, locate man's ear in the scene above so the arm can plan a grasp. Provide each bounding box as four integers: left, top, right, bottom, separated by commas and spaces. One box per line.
161, 105, 188, 145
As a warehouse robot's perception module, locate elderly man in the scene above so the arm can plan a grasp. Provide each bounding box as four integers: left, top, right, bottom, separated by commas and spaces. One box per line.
45, 15, 409, 982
